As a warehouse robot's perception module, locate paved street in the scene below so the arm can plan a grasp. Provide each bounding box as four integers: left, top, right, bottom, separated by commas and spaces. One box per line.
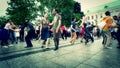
0, 37, 120, 68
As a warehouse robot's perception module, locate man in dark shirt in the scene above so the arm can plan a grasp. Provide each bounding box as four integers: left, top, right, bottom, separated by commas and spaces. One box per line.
24, 20, 35, 48
84, 24, 94, 45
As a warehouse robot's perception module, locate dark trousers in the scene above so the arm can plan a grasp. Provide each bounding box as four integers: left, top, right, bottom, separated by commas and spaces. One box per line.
25, 30, 35, 47
9, 30, 16, 44
116, 29, 120, 46
76, 32, 79, 39
53, 29, 60, 49
111, 32, 117, 39
97, 31, 101, 38
61, 30, 67, 40
20, 30, 24, 42
1, 29, 9, 46
84, 32, 94, 44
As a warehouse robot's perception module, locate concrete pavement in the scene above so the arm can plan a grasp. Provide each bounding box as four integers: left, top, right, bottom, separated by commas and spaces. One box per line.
0, 38, 120, 68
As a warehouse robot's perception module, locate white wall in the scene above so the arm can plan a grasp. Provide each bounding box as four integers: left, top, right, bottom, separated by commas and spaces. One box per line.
84, 7, 120, 25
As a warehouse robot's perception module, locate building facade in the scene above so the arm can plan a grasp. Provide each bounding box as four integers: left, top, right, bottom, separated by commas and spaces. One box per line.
83, 0, 120, 25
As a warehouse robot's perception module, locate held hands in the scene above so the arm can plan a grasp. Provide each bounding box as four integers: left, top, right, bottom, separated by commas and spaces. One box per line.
14, 29, 20, 32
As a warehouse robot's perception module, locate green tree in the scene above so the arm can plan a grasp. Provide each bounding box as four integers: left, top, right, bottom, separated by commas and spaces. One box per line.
37, 0, 84, 27
6, 0, 84, 26
6, 0, 38, 25
0, 16, 8, 25
73, 12, 84, 25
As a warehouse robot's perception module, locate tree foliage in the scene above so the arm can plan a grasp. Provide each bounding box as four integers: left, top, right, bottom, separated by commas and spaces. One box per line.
74, 2, 81, 13
6, 0, 84, 26
6, 0, 38, 25
37, 0, 84, 27
0, 16, 8, 25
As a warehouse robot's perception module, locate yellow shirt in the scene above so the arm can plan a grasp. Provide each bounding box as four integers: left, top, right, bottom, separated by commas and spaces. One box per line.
102, 16, 113, 31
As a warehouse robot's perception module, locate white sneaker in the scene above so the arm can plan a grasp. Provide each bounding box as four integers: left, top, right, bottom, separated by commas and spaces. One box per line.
106, 47, 112, 49
2, 46, 8, 48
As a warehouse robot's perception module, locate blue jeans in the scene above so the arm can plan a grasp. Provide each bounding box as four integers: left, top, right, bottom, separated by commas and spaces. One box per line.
9, 31, 15, 44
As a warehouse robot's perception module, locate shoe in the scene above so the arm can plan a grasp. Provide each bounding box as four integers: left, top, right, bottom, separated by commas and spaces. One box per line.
81, 41, 83, 43
102, 41, 104, 45
46, 48, 50, 49
54, 48, 58, 51
41, 46, 44, 48
44, 48, 50, 51
2, 46, 8, 48
85, 40, 88, 45
92, 40, 94, 43
117, 46, 120, 49
16, 42, 18, 44
106, 47, 112, 49
104, 46, 112, 49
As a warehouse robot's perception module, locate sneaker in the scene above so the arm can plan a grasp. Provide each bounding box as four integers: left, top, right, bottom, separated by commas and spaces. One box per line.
54, 48, 59, 51
43, 48, 50, 51
117, 46, 120, 49
106, 47, 112, 49
2, 46, 8, 48
46, 48, 50, 49
41, 46, 44, 48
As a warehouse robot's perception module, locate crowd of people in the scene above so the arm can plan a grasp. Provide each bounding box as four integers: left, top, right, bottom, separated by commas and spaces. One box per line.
0, 9, 61, 51
0, 9, 120, 51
